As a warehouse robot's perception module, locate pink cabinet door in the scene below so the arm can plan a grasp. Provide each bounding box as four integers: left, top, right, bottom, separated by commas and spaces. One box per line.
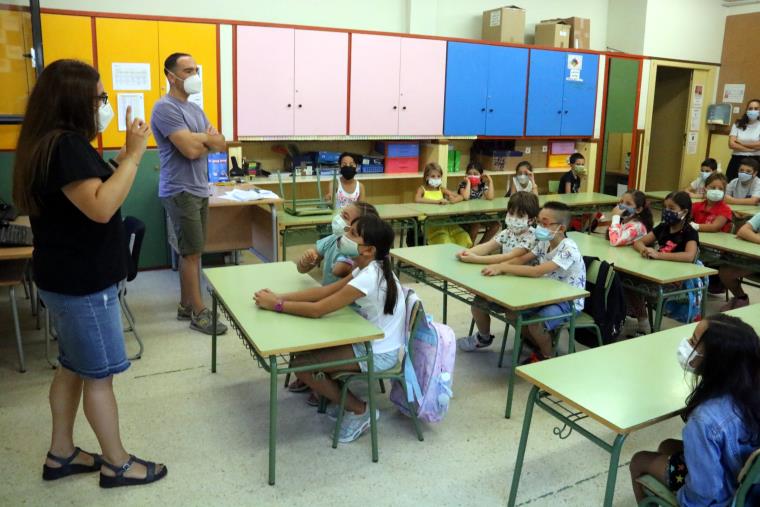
236, 26, 294, 136
349, 34, 401, 135
294, 30, 348, 135
398, 38, 446, 135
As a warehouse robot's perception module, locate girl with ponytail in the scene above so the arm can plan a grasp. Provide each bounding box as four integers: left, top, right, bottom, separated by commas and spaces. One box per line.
254, 215, 405, 443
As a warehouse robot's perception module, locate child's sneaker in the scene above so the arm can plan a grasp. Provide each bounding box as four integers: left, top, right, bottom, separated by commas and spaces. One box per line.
177, 303, 192, 321
337, 408, 379, 443
520, 352, 549, 365
457, 332, 494, 352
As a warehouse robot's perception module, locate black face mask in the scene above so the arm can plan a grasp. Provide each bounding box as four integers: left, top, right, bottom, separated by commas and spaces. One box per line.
340, 166, 356, 180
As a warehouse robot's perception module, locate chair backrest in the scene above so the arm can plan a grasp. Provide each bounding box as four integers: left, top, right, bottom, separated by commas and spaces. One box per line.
548, 180, 560, 193
123, 216, 146, 282
735, 448, 760, 506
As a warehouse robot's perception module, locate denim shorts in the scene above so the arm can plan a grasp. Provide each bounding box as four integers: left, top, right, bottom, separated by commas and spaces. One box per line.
352, 344, 400, 373
39, 284, 130, 379
529, 301, 574, 331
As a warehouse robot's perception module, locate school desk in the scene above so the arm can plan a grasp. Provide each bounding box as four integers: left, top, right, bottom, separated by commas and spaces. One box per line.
568, 232, 716, 331
167, 184, 282, 267
507, 303, 760, 507
390, 243, 588, 419
0, 215, 33, 262
700, 231, 760, 274
278, 203, 420, 260
203, 262, 383, 485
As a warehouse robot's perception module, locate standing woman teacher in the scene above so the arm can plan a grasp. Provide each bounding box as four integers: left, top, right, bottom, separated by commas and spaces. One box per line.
12, 60, 166, 488
727, 99, 760, 181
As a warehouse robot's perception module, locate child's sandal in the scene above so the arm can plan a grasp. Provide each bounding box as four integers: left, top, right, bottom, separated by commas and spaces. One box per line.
99, 455, 167, 488
42, 447, 103, 481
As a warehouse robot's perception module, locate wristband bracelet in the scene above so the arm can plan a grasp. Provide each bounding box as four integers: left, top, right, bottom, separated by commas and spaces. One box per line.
274, 299, 284, 313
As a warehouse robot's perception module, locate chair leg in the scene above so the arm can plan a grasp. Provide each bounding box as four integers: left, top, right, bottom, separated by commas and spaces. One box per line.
9, 287, 26, 373
379, 379, 386, 393
317, 395, 328, 414
332, 380, 351, 449
400, 379, 424, 441
44, 304, 58, 369
594, 325, 603, 347
497, 324, 510, 368
468, 318, 475, 336
120, 293, 143, 360
284, 354, 294, 388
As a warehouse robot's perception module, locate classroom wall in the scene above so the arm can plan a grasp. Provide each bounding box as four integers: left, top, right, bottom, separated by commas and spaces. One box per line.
606, 0, 646, 54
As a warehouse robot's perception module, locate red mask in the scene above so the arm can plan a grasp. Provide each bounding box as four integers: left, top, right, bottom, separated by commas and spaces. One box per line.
467, 175, 481, 187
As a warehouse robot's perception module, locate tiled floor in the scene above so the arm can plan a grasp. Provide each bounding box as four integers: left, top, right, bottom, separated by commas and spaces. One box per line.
0, 242, 755, 506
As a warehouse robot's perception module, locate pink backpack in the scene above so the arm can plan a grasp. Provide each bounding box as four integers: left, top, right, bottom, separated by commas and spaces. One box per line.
390, 288, 456, 423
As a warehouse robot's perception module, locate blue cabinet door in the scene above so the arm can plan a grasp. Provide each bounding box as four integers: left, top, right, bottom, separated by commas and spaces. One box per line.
560, 53, 599, 136
484, 46, 529, 136
525, 49, 566, 136
443, 42, 489, 136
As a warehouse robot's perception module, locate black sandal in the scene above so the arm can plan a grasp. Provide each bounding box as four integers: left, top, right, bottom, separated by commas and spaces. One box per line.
99, 455, 167, 488
42, 447, 102, 481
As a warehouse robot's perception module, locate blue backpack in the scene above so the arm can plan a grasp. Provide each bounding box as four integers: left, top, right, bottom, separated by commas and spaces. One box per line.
663, 259, 710, 323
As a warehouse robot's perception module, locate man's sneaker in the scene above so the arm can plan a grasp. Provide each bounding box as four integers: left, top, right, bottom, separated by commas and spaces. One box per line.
190, 308, 228, 335
457, 332, 494, 352
720, 297, 750, 312
338, 408, 379, 443
177, 303, 192, 321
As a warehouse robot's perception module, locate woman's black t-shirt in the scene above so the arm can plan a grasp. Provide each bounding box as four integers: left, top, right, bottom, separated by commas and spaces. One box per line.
30, 132, 129, 295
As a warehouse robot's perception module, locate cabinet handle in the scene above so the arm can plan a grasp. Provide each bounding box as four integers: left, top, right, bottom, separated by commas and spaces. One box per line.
287, 104, 292, 108
481, 108, 486, 112
402, 106, 407, 110
557, 110, 562, 114
564, 110, 568, 114
298, 104, 302, 108
489, 108, 494, 113
393, 106, 398, 110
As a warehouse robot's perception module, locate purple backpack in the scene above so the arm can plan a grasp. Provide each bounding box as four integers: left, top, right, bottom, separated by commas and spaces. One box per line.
390, 288, 456, 423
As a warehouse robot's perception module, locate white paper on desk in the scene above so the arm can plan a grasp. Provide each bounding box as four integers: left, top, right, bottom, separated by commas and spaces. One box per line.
117, 93, 145, 131
112, 62, 151, 91
219, 189, 280, 202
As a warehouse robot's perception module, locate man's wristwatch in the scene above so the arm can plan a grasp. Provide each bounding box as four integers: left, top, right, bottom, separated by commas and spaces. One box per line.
274, 299, 284, 313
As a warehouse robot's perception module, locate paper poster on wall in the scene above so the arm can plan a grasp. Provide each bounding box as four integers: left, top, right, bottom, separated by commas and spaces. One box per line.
692, 85, 704, 108
165, 65, 203, 109
566, 54, 583, 82
112, 63, 151, 91
686, 132, 698, 155
689, 108, 702, 131
117, 93, 145, 131
723, 84, 746, 104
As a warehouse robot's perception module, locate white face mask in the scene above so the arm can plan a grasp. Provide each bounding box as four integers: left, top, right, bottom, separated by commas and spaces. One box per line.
516, 174, 530, 185
97, 102, 114, 132
331, 213, 348, 237
427, 178, 442, 188
676, 338, 701, 373
505, 214, 529, 231
168, 69, 202, 95
337, 235, 360, 257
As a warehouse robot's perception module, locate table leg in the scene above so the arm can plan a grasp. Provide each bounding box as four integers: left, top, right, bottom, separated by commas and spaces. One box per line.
211, 293, 218, 373
269, 356, 278, 485
269, 203, 279, 263
505, 312, 524, 419
653, 286, 665, 332
603, 433, 628, 507
507, 385, 538, 507
568, 309, 577, 354
699, 284, 708, 320
442, 280, 448, 324
414, 220, 419, 247
366, 341, 379, 463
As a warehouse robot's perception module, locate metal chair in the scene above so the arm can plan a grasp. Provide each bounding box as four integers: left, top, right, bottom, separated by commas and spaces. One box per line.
0, 259, 28, 372
120, 216, 145, 360
637, 447, 760, 506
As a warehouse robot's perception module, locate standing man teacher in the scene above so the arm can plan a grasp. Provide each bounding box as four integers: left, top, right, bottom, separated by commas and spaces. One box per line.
152, 52, 227, 335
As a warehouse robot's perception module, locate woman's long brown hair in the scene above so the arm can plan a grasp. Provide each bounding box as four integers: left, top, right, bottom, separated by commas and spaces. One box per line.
12, 59, 100, 215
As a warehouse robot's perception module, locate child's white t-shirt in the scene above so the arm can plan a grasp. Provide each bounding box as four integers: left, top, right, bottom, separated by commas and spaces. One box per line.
495, 227, 536, 254
689, 177, 706, 195
348, 261, 405, 354
730, 121, 760, 156
531, 237, 586, 312
726, 176, 760, 199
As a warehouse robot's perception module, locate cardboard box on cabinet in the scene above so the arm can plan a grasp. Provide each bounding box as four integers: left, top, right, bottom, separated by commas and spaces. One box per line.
514, 140, 548, 168
534, 21, 570, 48
542, 17, 590, 49
482, 5, 525, 44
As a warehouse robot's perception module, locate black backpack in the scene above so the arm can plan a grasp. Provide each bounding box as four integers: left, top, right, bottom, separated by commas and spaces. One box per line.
575, 255, 627, 348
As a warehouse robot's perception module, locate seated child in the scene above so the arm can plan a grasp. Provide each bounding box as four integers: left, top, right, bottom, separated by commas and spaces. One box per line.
458, 161, 498, 244
254, 215, 405, 443
725, 158, 760, 205
606, 190, 654, 246
626, 191, 699, 336
690, 173, 732, 233
455, 191, 540, 351
415, 162, 471, 247
506, 161, 539, 197
683, 158, 718, 199
719, 212, 760, 310
558, 153, 585, 194
475, 201, 586, 363
629, 314, 760, 506
327, 152, 366, 208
